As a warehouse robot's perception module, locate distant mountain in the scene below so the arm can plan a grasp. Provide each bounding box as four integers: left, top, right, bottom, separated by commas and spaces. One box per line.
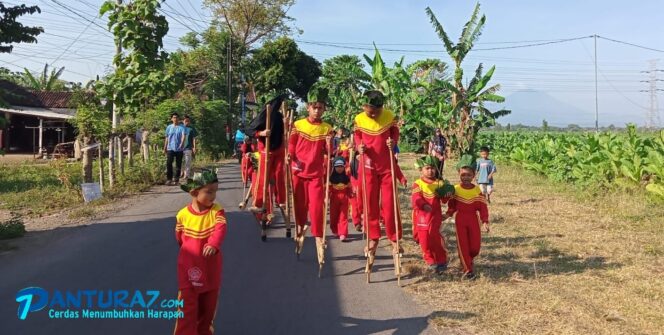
493, 89, 596, 127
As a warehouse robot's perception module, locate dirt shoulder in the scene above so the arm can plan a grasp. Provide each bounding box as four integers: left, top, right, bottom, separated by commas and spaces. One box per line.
397, 153, 664, 335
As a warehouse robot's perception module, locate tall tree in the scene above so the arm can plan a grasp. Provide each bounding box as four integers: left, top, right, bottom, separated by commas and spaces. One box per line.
249, 37, 320, 100
0, 3, 43, 53
318, 55, 370, 129
99, 0, 178, 185
425, 3, 509, 155
205, 0, 297, 48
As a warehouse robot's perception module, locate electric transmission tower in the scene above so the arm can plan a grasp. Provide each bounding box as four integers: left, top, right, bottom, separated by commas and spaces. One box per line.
640, 60, 664, 129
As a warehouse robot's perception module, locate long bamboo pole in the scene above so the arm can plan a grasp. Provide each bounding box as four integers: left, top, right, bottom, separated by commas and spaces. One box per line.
388, 137, 402, 287
360, 143, 372, 283
260, 104, 272, 242
319, 137, 332, 278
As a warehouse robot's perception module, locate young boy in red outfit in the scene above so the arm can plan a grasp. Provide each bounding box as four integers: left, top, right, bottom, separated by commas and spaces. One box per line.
411, 156, 454, 274
444, 157, 490, 280
174, 169, 227, 335
329, 157, 353, 242
287, 86, 333, 257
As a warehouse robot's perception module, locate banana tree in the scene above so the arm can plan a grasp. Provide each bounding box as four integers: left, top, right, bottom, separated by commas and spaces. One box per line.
425, 3, 509, 155
22, 63, 65, 91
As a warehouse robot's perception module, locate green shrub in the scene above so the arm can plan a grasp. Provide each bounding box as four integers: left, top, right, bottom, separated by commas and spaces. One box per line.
0, 215, 26, 239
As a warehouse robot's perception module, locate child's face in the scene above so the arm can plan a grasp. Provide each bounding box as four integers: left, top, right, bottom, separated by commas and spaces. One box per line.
192, 182, 218, 207
480, 150, 489, 159
459, 168, 475, 184
307, 102, 326, 120
334, 166, 344, 174
421, 165, 436, 179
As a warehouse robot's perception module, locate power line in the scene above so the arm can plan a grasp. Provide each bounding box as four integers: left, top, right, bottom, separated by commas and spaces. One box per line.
50, 13, 96, 65
598, 36, 664, 53
48, 0, 110, 34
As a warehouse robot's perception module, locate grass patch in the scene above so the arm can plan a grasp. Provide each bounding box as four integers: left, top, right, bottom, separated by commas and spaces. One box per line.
0, 153, 173, 218
396, 153, 664, 334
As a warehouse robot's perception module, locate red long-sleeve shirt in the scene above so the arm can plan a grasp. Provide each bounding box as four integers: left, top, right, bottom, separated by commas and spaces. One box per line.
288, 118, 332, 178
175, 203, 227, 292
411, 178, 450, 230
353, 109, 399, 174
446, 184, 489, 225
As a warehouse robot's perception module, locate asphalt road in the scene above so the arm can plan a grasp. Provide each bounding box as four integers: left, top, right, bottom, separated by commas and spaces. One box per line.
0, 163, 438, 335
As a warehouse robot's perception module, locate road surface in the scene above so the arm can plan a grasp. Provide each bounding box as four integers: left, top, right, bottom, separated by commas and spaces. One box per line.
0, 162, 438, 334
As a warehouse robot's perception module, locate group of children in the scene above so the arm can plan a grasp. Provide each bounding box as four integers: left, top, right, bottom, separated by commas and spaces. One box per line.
170, 123, 498, 335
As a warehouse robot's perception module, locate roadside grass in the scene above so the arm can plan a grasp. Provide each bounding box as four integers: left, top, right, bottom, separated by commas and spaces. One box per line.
397, 153, 664, 335
0, 154, 171, 218
0, 153, 224, 222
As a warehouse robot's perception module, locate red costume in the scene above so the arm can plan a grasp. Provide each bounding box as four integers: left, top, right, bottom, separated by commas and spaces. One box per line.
349, 155, 363, 229
446, 184, 489, 274
174, 203, 227, 335
411, 178, 449, 266
240, 142, 254, 184
329, 168, 352, 238
288, 118, 332, 237
353, 108, 402, 241
245, 97, 287, 218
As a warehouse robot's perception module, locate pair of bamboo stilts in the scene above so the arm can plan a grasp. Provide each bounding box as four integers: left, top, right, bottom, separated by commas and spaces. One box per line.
360, 138, 402, 286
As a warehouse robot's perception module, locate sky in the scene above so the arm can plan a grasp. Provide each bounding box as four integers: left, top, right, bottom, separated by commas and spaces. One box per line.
2, 0, 663, 127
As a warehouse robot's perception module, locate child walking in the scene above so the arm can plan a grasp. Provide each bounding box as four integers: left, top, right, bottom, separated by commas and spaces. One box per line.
476, 146, 497, 203
329, 157, 353, 241
411, 156, 454, 273
445, 157, 490, 280
174, 169, 227, 335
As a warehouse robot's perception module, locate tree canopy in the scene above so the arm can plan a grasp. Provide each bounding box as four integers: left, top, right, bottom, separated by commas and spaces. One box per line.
0, 3, 43, 53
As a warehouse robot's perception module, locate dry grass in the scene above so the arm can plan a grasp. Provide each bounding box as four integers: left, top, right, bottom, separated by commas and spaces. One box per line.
396, 153, 664, 335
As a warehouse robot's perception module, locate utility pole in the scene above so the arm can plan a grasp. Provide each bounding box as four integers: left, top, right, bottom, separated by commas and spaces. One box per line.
640, 60, 664, 129
227, 37, 233, 137
109, 0, 122, 188
594, 34, 599, 132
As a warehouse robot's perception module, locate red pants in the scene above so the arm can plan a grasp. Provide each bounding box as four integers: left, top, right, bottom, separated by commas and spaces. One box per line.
411, 210, 419, 243
241, 156, 253, 184
173, 288, 219, 335
292, 174, 325, 237
418, 224, 448, 266
362, 169, 401, 241
350, 177, 362, 228
455, 220, 481, 273
251, 172, 273, 221
252, 148, 286, 208
329, 191, 349, 237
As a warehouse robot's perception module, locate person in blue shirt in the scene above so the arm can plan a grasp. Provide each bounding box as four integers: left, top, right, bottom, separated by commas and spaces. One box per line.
164, 113, 186, 185
475, 146, 497, 203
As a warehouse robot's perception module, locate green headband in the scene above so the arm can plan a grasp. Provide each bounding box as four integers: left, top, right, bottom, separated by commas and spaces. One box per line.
181, 169, 219, 193
414, 155, 440, 170
361, 90, 385, 107
307, 85, 328, 104
455, 153, 477, 171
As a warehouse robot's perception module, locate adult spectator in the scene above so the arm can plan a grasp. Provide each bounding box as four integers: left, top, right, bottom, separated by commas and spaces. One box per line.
428, 128, 449, 177
164, 113, 185, 185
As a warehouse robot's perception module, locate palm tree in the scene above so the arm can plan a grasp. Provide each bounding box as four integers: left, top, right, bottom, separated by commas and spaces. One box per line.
22, 63, 65, 91
425, 3, 510, 155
